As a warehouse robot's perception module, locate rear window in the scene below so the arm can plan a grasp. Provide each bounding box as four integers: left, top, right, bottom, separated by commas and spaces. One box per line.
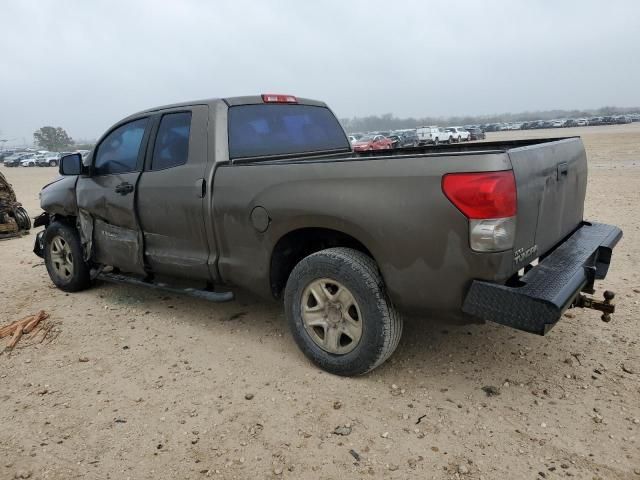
228, 104, 349, 159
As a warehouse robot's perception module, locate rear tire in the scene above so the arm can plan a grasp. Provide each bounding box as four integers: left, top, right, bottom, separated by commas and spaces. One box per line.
44, 221, 91, 292
49, 160, 58, 167
284, 247, 403, 376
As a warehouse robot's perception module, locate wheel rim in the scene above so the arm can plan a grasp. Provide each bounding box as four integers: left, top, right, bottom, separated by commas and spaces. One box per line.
301, 278, 363, 355
49, 235, 74, 280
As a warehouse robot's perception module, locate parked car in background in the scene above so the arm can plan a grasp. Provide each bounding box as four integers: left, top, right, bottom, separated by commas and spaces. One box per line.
466, 127, 486, 140
416, 126, 439, 145
614, 115, 632, 124
37, 152, 62, 167
445, 127, 470, 142
589, 117, 604, 126
388, 130, 419, 148
352, 134, 393, 151
2, 153, 29, 167
576, 118, 589, 126
416, 126, 452, 145
0, 150, 18, 162
20, 155, 38, 167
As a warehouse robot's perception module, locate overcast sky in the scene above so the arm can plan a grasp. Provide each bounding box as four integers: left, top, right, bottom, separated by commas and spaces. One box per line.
1, 0, 639, 145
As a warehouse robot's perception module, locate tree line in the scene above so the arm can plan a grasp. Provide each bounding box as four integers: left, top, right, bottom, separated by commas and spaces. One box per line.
340, 106, 640, 132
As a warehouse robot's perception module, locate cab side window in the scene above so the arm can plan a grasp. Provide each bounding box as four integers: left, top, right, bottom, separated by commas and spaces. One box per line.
94, 118, 148, 175
151, 112, 192, 170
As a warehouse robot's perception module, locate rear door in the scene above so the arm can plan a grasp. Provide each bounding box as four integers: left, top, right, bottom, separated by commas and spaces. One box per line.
76, 117, 151, 274
508, 137, 587, 270
136, 106, 212, 280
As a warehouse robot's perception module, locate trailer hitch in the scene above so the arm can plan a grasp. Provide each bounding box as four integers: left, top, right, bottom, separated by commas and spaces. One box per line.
575, 290, 616, 322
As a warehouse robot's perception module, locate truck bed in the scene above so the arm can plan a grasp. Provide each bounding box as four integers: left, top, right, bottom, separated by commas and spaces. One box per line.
230, 137, 576, 165
216, 135, 588, 319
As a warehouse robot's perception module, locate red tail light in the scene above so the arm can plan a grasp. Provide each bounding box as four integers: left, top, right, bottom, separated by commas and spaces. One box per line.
442, 171, 517, 219
261, 93, 298, 103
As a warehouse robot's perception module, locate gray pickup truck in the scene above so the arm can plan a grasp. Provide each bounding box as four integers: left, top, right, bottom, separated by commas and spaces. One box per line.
33, 94, 622, 376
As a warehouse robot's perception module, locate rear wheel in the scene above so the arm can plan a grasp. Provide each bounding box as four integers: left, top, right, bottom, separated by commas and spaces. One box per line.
49, 160, 58, 167
44, 221, 91, 292
284, 247, 403, 376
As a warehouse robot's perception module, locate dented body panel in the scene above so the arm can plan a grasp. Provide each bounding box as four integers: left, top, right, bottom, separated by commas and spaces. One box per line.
39, 176, 78, 217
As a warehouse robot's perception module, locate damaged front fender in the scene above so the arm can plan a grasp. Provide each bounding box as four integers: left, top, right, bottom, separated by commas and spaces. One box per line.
39, 175, 79, 217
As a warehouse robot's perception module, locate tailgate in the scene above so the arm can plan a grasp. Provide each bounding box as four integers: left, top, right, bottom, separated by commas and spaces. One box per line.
508, 138, 588, 269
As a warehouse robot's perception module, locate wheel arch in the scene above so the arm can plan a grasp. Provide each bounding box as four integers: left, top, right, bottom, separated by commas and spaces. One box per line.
269, 226, 379, 299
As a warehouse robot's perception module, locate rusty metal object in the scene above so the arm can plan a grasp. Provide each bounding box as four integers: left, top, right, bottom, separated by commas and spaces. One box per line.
0, 170, 30, 239
575, 290, 616, 322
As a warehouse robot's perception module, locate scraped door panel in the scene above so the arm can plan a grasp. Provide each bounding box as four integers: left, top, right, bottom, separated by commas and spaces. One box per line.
76, 117, 149, 275
136, 106, 212, 280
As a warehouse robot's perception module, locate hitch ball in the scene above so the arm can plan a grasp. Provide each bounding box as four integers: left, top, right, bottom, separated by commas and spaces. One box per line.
575, 290, 616, 323
601, 290, 615, 322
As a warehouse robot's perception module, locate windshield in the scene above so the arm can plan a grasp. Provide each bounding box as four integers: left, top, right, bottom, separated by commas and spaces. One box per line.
228, 104, 350, 159
357, 136, 373, 142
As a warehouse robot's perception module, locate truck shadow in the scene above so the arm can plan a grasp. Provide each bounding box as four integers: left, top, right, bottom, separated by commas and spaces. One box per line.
99, 282, 578, 384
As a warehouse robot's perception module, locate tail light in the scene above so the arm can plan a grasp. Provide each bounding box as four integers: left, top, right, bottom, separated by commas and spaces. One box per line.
442, 171, 517, 252
261, 94, 298, 103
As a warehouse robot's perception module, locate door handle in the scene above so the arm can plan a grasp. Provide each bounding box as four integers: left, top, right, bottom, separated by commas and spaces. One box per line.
115, 182, 134, 195
195, 178, 206, 198
557, 162, 568, 180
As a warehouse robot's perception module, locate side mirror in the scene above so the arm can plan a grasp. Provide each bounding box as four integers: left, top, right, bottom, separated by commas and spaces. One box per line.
59, 153, 83, 175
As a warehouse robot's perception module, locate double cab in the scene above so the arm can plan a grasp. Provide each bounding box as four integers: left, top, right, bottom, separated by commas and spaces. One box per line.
34, 94, 622, 376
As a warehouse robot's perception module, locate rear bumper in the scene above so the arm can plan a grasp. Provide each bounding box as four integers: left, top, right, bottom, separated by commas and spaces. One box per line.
462, 222, 622, 335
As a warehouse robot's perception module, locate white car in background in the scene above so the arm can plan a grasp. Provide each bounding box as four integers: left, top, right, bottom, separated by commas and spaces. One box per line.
576, 118, 589, 126
416, 126, 453, 145
445, 127, 470, 142
20, 155, 38, 167
38, 152, 62, 167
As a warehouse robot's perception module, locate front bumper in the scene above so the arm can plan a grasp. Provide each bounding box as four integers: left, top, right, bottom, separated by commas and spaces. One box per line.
462, 222, 622, 335
33, 230, 45, 258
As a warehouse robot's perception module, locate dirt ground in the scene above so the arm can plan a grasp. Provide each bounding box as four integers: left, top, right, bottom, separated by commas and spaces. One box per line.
1, 124, 639, 480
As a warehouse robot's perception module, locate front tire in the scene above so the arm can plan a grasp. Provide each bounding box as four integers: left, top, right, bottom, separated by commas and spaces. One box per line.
44, 221, 91, 292
284, 247, 403, 376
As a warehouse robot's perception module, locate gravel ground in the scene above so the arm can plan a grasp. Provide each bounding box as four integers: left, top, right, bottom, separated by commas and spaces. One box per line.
1, 123, 639, 480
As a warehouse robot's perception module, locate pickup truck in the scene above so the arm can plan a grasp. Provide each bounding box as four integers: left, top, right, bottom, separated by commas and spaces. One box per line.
416, 126, 453, 145
33, 94, 622, 376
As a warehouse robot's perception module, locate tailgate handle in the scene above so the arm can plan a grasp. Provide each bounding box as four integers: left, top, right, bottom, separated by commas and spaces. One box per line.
557, 162, 568, 180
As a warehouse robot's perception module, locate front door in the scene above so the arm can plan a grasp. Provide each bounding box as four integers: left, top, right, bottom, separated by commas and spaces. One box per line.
76, 117, 151, 274
136, 106, 212, 280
